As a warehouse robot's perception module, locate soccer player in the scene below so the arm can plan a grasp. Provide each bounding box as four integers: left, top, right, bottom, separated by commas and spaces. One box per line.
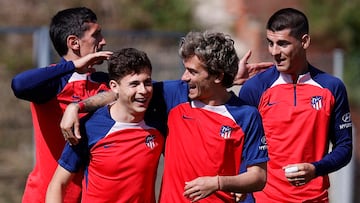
46, 48, 164, 203
239, 8, 353, 202
158, 31, 267, 203
60, 31, 269, 202
11, 7, 112, 203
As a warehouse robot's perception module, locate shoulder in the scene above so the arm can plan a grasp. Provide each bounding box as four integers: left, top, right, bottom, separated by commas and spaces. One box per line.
309, 65, 347, 94
241, 66, 279, 93
227, 93, 262, 118
82, 106, 111, 125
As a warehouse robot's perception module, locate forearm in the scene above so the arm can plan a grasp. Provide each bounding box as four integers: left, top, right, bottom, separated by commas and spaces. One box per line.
45, 183, 65, 203
11, 62, 74, 102
313, 136, 352, 176
219, 163, 267, 193
78, 90, 117, 112
45, 165, 73, 203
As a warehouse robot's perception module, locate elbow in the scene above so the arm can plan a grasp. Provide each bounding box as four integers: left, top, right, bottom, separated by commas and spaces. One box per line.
248, 164, 267, 192
252, 162, 267, 191
11, 76, 33, 100
11, 77, 26, 98
256, 170, 267, 191
343, 145, 353, 167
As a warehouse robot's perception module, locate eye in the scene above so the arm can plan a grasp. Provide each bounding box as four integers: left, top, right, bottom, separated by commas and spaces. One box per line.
144, 79, 152, 86
267, 41, 274, 47
266, 39, 273, 47
188, 69, 197, 75
278, 41, 290, 48
129, 81, 140, 87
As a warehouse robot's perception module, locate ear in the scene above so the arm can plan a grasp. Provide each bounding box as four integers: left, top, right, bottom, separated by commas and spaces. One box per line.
214, 72, 224, 84
301, 34, 310, 49
67, 35, 80, 50
109, 80, 119, 92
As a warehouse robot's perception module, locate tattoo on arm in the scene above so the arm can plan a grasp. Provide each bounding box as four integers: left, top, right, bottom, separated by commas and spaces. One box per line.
80, 91, 117, 112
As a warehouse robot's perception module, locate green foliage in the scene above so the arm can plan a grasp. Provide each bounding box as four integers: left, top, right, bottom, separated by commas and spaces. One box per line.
1, 35, 34, 75
304, 0, 360, 105
115, 0, 195, 31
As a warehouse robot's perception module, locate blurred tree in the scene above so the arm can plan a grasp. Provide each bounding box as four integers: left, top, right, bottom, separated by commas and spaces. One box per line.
104, 0, 195, 31
305, 0, 360, 104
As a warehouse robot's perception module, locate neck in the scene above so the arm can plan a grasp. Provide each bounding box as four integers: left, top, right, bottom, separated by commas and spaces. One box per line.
290, 62, 309, 83
201, 88, 232, 106
109, 103, 144, 123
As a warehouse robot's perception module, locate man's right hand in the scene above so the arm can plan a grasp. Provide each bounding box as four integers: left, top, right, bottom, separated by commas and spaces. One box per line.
73, 51, 113, 74
233, 50, 273, 85
61, 103, 82, 145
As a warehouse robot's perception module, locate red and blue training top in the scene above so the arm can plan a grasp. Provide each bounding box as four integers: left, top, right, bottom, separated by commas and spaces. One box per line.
11, 58, 109, 203
239, 65, 352, 202
59, 106, 164, 203
154, 80, 268, 203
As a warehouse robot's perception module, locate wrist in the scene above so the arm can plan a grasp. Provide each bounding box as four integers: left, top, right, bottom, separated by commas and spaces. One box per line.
77, 101, 85, 112
217, 175, 221, 191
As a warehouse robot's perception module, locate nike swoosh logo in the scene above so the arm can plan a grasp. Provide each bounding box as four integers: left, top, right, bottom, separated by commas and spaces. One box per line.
267, 102, 278, 106
182, 115, 193, 119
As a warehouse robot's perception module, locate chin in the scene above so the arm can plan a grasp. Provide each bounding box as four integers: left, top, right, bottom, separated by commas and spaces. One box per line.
188, 92, 197, 100
275, 65, 288, 72
135, 107, 147, 113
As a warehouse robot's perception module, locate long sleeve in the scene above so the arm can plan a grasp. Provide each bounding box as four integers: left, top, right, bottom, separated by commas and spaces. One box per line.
11, 58, 75, 103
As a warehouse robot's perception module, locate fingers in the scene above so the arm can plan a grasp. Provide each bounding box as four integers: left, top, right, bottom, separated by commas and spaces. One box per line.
67, 137, 79, 146
284, 164, 307, 187
74, 122, 82, 139
246, 62, 273, 75
231, 193, 247, 202
73, 51, 113, 73
291, 178, 306, 187
184, 185, 202, 202
239, 50, 252, 64
62, 129, 79, 145
183, 179, 209, 202
184, 190, 206, 202
286, 176, 306, 187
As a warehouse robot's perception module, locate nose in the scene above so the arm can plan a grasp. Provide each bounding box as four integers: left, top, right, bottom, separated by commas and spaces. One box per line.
99, 34, 106, 46
181, 70, 190, 82
269, 44, 280, 56
138, 83, 151, 94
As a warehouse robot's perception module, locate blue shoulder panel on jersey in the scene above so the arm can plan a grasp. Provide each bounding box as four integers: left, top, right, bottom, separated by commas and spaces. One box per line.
153, 80, 189, 113
82, 106, 116, 148
239, 66, 279, 106
226, 94, 268, 166
59, 106, 115, 173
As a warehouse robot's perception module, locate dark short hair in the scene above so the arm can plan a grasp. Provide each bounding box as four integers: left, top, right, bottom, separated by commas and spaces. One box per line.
49, 7, 97, 56
266, 8, 309, 39
179, 31, 239, 88
108, 48, 152, 82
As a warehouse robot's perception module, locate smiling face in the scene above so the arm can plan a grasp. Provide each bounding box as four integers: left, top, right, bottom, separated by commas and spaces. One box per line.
181, 55, 218, 103
110, 68, 153, 116
266, 28, 310, 78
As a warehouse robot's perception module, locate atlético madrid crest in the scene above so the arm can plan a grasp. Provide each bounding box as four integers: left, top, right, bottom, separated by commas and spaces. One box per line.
145, 135, 156, 149
311, 96, 323, 110
220, 126, 233, 139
